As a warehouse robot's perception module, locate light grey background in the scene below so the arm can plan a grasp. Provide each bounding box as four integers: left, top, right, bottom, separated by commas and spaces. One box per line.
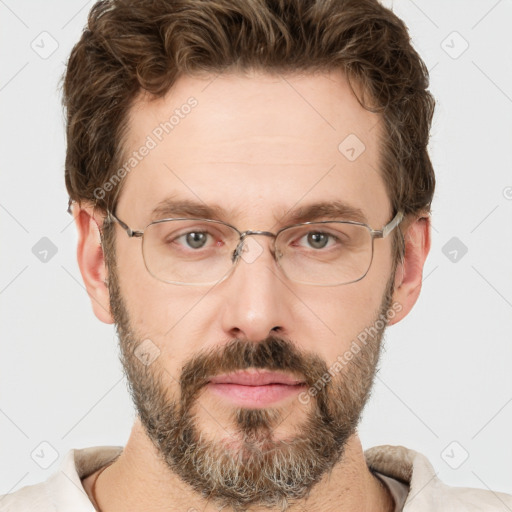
1, 0, 511, 498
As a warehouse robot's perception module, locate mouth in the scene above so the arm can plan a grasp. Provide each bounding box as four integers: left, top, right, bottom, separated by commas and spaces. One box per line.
207, 369, 307, 407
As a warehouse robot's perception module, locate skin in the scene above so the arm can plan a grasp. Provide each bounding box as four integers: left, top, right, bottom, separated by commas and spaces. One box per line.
75, 70, 430, 511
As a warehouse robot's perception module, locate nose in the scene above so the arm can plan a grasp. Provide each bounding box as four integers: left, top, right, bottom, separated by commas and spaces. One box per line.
219, 234, 292, 342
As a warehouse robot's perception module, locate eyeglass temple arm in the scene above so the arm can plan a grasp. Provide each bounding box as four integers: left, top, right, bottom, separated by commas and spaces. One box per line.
106, 210, 144, 238
373, 210, 404, 239
66, 201, 142, 238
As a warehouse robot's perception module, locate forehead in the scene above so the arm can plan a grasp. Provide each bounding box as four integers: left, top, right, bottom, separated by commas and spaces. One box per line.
119, 70, 390, 227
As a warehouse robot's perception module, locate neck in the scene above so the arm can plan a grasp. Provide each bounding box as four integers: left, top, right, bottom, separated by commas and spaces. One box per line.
83, 418, 394, 512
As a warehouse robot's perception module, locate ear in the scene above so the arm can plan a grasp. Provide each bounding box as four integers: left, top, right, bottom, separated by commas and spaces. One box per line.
387, 214, 431, 326
72, 202, 114, 324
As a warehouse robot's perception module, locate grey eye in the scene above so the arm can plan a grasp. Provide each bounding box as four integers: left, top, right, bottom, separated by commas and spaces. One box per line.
307, 232, 330, 249
184, 232, 209, 249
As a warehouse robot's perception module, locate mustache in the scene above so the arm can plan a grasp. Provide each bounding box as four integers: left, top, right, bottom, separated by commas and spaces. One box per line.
179, 336, 330, 409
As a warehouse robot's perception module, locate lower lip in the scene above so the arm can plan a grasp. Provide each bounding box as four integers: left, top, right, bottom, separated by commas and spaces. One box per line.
207, 382, 306, 407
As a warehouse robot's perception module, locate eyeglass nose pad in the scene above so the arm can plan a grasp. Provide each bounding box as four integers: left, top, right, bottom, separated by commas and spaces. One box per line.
231, 238, 245, 264
231, 237, 282, 267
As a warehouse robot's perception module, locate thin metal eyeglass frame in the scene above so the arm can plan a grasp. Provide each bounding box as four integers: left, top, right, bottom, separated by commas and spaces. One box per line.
104, 208, 404, 287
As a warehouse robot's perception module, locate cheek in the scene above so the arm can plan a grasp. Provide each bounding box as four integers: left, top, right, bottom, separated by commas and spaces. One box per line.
122, 283, 207, 343
301, 276, 388, 365
114, 237, 204, 341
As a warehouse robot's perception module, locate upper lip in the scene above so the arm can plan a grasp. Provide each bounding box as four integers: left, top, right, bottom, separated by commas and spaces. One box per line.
208, 370, 305, 386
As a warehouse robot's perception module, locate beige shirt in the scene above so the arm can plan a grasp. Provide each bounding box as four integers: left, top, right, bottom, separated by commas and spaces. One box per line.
1, 444, 510, 511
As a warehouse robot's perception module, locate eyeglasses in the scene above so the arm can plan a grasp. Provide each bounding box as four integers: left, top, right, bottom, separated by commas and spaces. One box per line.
105, 209, 403, 286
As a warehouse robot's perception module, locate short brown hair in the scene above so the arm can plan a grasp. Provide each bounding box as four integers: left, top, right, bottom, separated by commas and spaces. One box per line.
63, 0, 435, 260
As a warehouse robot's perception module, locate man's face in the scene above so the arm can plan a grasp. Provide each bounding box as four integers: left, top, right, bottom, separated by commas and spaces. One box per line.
106, 71, 397, 510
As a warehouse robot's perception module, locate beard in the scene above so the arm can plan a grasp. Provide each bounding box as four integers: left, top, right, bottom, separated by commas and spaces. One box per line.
107, 258, 395, 512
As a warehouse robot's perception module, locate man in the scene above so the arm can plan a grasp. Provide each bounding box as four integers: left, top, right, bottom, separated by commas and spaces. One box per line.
2, 0, 511, 511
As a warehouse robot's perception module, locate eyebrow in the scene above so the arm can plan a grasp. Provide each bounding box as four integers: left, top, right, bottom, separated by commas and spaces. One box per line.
279, 200, 368, 225
149, 198, 368, 226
